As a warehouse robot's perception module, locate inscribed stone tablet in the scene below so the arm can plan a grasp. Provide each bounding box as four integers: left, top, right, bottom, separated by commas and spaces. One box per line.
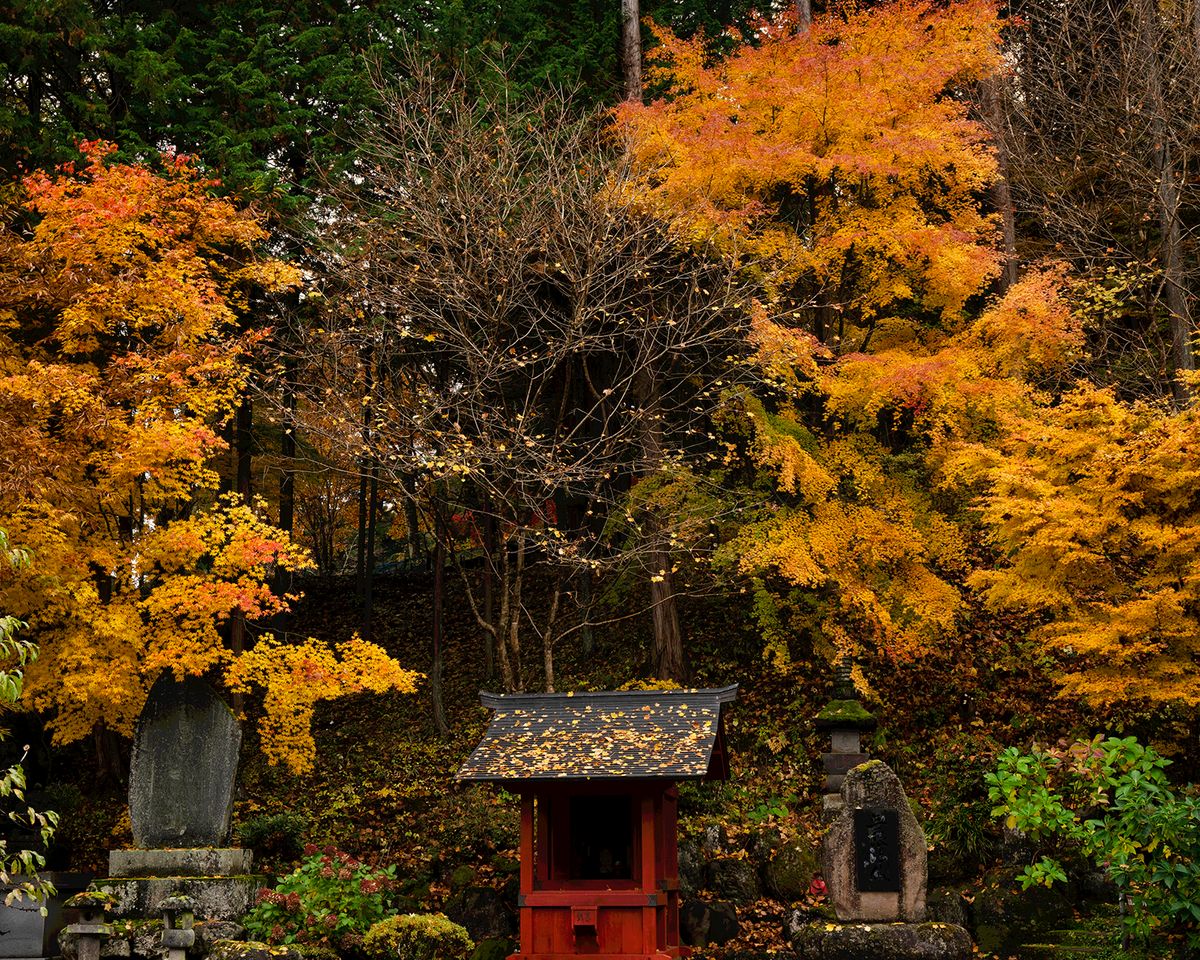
129, 675, 241, 848
854, 808, 900, 892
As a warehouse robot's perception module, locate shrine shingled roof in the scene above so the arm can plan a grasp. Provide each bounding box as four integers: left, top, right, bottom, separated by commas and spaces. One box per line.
456, 685, 738, 782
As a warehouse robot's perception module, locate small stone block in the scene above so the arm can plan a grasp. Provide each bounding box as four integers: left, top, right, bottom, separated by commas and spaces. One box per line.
109, 849, 252, 878
831, 730, 861, 753
822, 752, 870, 775
161, 929, 195, 950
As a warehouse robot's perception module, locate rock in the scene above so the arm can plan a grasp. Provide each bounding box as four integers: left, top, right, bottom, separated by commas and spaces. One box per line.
747, 827, 783, 871
449, 865, 478, 894
700, 824, 728, 855
679, 900, 739, 947
782, 906, 835, 941
822, 760, 927, 922
677, 840, 704, 898
130, 923, 168, 960
926, 888, 969, 927
444, 885, 516, 941
129, 676, 241, 848
469, 937, 514, 960
765, 842, 819, 903
707, 857, 759, 904
208, 941, 302, 960
97, 876, 260, 922
970, 866, 1075, 955
192, 920, 247, 954
791, 921, 971, 960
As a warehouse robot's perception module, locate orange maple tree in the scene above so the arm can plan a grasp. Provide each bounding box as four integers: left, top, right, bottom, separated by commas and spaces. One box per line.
0, 142, 417, 771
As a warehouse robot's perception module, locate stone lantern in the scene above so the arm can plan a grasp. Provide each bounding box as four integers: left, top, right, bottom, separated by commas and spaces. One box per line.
63, 891, 113, 960
815, 659, 876, 816
158, 894, 196, 960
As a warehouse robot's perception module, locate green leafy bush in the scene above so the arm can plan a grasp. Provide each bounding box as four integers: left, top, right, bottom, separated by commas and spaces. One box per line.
987, 736, 1200, 950
363, 914, 473, 960
237, 812, 309, 863
243, 845, 396, 947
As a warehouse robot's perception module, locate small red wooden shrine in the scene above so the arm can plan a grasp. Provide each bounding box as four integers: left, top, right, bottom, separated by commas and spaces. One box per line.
457, 686, 737, 960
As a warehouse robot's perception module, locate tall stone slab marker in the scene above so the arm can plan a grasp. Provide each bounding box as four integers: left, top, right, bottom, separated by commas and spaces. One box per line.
128, 675, 241, 848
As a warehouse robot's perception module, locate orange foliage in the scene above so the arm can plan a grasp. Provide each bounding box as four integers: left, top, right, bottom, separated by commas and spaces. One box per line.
617, 0, 1004, 317
0, 143, 416, 760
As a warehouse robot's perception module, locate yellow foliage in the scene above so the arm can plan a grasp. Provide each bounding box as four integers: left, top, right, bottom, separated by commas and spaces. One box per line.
617, 0, 1005, 315
226, 635, 421, 774
967, 385, 1200, 706
0, 142, 319, 744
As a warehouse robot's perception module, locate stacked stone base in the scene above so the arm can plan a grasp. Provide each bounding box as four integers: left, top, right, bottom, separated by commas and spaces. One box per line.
96, 848, 260, 923
791, 921, 972, 960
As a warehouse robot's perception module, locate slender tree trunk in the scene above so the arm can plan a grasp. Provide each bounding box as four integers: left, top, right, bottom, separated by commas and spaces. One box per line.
634, 369, 686, 682
1136, 0, 1194, 402
94, 725, 124, 786
577, 571, 595, 659
430, 537, 450, 738
274, 360, 296, 633
230, 392, 253, 706
494, 541, 516, 692
235, 396, 253, 500
356, 345, 375, 625
543, 579, 562, 693
507, 536, 525, 691
622, 0, 643, 102
795, 0, 812, 32
980, 77, 1019, 292
1158, 148, 1193, 403
482, 511, 497, 681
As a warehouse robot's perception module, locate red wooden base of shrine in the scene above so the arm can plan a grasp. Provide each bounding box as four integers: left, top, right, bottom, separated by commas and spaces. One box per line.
508, 783, 690, 960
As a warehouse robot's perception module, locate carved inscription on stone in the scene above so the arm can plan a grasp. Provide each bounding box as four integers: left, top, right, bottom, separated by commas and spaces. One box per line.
854, 808, 900, 892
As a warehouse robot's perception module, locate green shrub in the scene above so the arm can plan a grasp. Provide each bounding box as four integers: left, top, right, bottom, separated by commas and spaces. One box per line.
243, 845, 396, 947
237, 812, 309, 862
364, 914, 473, 960
987, 736, 1200, 950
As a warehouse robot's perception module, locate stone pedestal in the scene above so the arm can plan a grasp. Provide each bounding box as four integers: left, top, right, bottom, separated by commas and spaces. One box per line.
109, 850, 252, 879
791, 920, 972, 960
99, 848, 258, 924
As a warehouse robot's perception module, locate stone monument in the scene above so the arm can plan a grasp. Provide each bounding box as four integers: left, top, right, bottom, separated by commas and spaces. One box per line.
790, 760, 972, 960
823, 759, 926, 922
97, 676, 258, 923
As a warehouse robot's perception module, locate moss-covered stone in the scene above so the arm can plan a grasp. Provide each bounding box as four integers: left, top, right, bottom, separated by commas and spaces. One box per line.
765, 842, 819, 903
791, 920, 971, 960
468, 937, 513, 960
815, 699, 876, 727
448, 866, 477, 894
208, 939, 301, 960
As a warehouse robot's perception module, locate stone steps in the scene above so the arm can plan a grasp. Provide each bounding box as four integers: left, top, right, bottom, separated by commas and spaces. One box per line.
1010, 904, 1124, 959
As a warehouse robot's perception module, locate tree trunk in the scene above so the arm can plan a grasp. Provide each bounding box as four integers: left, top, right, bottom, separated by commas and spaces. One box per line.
430, 537, 450, 738
634, 369, 686, 683
622, 0, 643, 102
1136, 0, 1194, 402
230, 393, 252, 703
274, 360, 296, 633
795, 0, 812, 32
980, 76, 1019, 292
649, 552, 685, 681
543, 579, 562, 693
482, 512, 497, 681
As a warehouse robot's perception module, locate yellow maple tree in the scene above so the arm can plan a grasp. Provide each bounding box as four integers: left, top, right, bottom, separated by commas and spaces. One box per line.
0, 142, 416, 769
